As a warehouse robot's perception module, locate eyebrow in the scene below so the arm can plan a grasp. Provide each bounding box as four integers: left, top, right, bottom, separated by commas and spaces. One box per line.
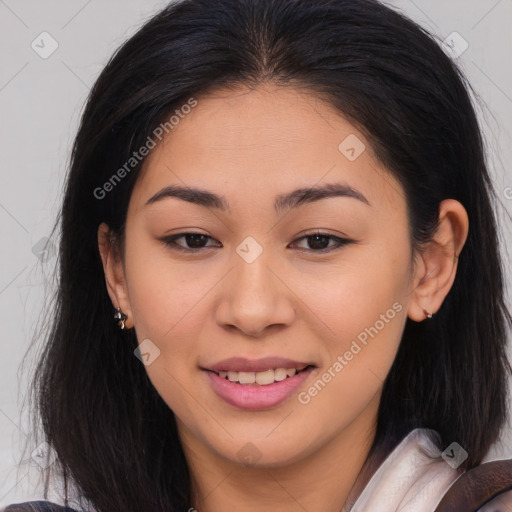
144, 182, 370, 213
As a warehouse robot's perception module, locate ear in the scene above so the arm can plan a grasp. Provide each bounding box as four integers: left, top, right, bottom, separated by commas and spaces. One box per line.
407, 199, 469, 322
97, 222, 134, 329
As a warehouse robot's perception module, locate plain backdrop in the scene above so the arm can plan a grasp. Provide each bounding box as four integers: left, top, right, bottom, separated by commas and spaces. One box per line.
1, 0, 511, 507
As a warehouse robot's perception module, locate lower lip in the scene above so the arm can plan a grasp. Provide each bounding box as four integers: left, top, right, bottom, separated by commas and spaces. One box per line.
204, 367, 315, 410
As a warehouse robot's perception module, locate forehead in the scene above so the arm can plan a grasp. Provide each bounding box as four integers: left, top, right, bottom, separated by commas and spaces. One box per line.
130, 84, 406, 215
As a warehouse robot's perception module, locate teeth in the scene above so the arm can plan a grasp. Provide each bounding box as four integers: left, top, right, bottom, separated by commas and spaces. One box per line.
239, 371, 256, 384
255, 369, 274, 385
274, 368, 288, 381
218, 367, 303, 385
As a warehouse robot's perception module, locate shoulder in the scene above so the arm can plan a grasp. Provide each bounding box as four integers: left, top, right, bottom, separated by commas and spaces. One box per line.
2, 501, 83, 512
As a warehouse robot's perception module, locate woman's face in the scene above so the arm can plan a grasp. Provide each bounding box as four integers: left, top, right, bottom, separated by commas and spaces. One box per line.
106, 84, 419, 468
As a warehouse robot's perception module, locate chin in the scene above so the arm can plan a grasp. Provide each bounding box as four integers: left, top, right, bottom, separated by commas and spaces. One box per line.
214, 434, 314, 469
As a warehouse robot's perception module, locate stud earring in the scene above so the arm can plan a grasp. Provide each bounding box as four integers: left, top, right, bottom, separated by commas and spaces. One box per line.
114, 307, 128, 330
423, 309, 433, 320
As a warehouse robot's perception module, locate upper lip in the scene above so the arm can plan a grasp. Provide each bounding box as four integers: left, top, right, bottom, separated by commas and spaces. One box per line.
205, 357, 314, 373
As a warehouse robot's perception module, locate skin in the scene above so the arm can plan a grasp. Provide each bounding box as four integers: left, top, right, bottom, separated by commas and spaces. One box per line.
98, 83, 469, 512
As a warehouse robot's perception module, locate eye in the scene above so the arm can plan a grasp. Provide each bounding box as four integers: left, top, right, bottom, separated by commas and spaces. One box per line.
290, 232, 354, 252
160, 231, 353, 253
160, 233, 221, 252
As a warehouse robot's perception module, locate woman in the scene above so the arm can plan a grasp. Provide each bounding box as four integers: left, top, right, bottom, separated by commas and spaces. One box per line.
5, 0, 512, 510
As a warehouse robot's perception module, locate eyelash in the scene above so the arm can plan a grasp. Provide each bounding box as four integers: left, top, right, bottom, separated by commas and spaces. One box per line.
160, 232, 354, 253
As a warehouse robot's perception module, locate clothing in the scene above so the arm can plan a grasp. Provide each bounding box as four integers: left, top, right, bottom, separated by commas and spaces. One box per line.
3, 428, 511, 512
347, 428, 512, 512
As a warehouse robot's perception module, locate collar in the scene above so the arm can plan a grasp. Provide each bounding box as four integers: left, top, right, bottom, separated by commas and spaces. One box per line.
347, 428, 463, 512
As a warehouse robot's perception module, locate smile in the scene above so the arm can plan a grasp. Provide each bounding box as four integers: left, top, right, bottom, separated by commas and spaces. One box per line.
214, 366, 310, 385
204, 365, 316, 410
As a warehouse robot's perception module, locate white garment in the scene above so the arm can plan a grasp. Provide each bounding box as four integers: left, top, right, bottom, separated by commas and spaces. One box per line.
348, 428, 512, 512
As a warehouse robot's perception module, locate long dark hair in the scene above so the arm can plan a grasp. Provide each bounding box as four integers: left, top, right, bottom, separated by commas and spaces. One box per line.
19, 0, 511, 510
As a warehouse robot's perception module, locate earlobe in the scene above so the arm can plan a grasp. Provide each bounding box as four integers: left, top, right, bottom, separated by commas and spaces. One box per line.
407, 199, 469, 322
97, 222, 134, 329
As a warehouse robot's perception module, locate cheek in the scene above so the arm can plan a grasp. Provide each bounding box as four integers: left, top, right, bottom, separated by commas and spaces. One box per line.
124, 228, 210, 337
296, 241, 410, 347
122, 232, 211, 393
294, 240, 410, 409
123, 244, 210, 420
294, 285, 406, 434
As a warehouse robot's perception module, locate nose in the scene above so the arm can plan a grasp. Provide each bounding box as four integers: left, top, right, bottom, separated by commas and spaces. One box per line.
214, 245, 296, 337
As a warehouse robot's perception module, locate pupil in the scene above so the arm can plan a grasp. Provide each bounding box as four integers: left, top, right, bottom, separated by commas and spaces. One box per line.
308, 235, 329, 250
184, 235, 330, 250
186, 234, 207, 248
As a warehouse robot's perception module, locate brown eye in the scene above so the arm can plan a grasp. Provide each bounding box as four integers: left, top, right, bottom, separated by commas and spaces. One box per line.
290, 232, 354, 252
305, 234, 332, 250
160, 233, 221, 252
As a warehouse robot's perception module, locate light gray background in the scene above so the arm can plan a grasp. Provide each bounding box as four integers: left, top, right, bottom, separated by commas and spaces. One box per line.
1, 0, 511, 507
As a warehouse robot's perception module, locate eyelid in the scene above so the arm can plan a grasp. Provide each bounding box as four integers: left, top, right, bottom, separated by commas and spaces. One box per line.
161, 232, 221, 252
159, 231, 355, 253
289, 232, 353, 252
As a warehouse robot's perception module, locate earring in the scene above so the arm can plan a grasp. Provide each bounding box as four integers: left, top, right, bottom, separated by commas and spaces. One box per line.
114, 307, 128, 330
423, 309, 433, 320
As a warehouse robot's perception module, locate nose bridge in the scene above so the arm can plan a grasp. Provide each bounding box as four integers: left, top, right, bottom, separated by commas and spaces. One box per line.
233, 234, 277, 309
236, 242, 270, 292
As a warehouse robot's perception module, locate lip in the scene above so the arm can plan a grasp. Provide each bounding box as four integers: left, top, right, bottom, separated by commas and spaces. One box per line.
205, 356, 312, 373
204, 366, 316, 410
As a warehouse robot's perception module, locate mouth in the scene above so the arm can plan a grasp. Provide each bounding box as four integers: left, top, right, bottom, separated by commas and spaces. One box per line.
203, 363, 317, 410
207, 365, 314, 386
